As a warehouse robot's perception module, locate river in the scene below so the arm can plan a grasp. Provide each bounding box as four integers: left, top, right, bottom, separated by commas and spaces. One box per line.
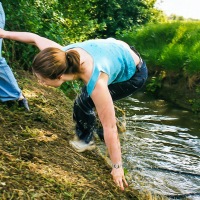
98, 91, 200, 200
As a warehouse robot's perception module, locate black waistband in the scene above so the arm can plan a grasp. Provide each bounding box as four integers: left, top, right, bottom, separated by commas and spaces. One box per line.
130, 46, 143, 71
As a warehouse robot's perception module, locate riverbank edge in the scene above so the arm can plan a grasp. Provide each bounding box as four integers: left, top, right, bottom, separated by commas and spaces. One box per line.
147, 73, 200, 116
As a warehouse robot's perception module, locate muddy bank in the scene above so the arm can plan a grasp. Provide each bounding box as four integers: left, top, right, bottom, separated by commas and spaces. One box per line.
149, 73, 200, 114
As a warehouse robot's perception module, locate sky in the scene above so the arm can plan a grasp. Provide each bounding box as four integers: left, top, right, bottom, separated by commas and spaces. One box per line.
155, 0, 200, 19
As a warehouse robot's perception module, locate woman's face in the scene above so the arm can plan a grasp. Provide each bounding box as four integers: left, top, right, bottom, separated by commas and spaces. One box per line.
35, 73, 63, 87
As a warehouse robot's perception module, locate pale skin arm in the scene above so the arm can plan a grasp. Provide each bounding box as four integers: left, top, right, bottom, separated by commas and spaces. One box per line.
0, 28, 62, 50
91, 73, 128, 190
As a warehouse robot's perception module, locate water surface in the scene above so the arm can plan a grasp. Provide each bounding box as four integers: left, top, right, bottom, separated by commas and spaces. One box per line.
115, 92, 200, 199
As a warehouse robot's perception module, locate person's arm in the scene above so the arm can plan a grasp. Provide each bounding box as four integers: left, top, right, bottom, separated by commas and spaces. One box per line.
91, 73, 128, 190
0, 29, 62, 50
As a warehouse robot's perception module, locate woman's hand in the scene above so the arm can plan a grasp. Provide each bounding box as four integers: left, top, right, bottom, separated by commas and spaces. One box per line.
111, 167, 128, 190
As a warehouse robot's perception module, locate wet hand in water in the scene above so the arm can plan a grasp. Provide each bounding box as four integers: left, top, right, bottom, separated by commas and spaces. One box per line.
111, 168, 128, 190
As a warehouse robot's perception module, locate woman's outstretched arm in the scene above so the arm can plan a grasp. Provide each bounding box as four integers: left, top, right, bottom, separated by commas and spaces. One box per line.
91, 73, 128, 191
0, 29, 62, 50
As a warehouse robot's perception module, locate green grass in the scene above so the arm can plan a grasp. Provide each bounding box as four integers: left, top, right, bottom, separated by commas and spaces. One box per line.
118, 21, 200, 75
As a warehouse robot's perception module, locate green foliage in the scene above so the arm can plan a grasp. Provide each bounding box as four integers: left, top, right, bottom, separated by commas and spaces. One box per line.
118, 21, 200, 75
189, 86, 200, 113
146, 71, 166, 93
1, 0, 162, 70
59, 81, 83, 99
1, 0, 163, 93
118, 21, 200, 112
160, 44, 187, 71
2, 0, 102, 69
3, 0, 99, 43
87, 0, 164, 37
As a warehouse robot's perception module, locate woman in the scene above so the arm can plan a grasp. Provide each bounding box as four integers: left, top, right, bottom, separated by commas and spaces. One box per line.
0, 29, 148, 190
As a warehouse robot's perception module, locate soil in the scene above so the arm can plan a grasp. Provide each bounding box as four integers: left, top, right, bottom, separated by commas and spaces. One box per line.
0, 70, 145, 200
147, 70, 200, 114
158, 75, 200, 112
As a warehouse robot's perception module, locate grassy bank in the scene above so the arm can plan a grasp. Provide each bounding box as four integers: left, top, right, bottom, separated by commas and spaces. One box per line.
118, 21, 200, 113
1, 70, 151, 200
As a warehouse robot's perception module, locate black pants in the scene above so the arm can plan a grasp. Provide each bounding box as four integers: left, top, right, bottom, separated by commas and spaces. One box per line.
73, 61, 148, 143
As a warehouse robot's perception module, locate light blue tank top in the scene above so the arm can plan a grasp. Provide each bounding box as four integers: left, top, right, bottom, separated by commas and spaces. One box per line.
62, 38, 136, 96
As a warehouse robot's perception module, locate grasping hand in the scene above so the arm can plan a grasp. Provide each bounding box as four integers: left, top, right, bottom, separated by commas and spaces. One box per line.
111, 167, 128, 190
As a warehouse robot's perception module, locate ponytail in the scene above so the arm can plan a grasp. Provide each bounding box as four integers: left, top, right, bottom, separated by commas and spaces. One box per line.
65, 50, 80, 74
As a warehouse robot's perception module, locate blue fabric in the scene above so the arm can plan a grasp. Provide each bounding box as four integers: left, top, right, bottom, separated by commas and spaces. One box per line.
0, 2, 22, 102
62, 38, 136, 96
0, 58, 21, 101
73, 61, 148, 143
0, 2, 5, 57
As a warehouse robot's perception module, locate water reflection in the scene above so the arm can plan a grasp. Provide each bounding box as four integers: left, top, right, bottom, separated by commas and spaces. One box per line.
117, 92, 200, 199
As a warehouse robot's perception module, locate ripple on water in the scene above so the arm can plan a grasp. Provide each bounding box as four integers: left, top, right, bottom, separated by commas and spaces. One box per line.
117, 92, 200, 198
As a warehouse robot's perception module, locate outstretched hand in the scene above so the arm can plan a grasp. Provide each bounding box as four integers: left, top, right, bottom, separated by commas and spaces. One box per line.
111, 167, 128, 190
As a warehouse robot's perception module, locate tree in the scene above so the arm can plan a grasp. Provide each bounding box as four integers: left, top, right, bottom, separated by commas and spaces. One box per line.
1, 0, 164, 70
86, 0, 163, 37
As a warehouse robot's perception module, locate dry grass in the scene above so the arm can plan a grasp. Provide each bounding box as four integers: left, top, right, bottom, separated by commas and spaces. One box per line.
0, 70, 168, 200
